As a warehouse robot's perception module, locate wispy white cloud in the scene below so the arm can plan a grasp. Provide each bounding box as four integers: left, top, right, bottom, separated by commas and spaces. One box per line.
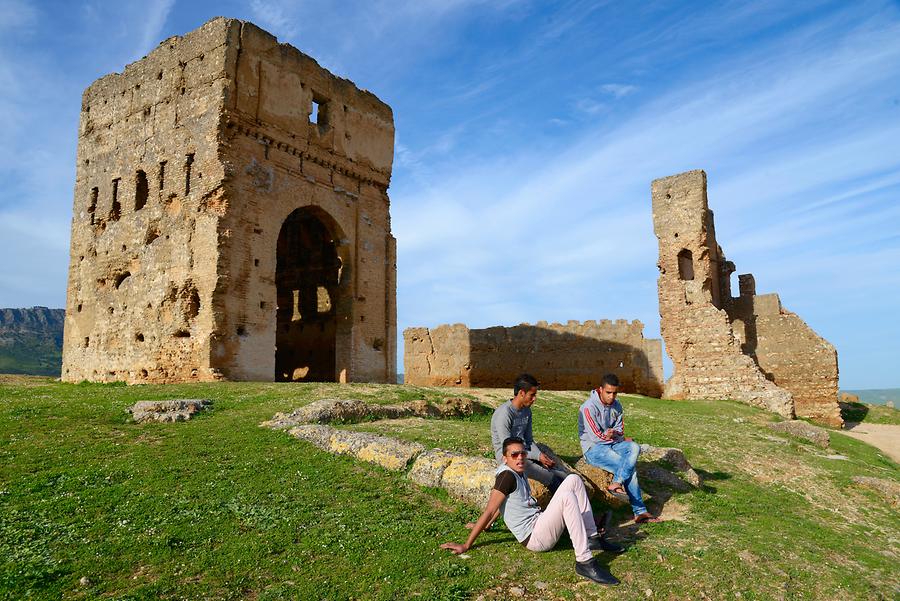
134, 0, 176, 60
600, 83, 637, 98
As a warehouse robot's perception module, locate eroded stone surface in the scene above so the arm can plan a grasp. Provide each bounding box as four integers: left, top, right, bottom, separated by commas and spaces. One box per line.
440, 456, 498, 506
262, 397, 486, 430
768, 420, 830, 448
129, 399, 211, 423
652, 170, 841, 426
408, 449, 461, 488
327, 429, 424, 471
404, 321, 663, 396
573, 459, 629, 508
62, 18, 396, 385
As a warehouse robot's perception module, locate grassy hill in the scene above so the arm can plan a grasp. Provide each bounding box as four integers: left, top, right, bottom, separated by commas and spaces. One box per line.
0, 378, 897, 600
0, 308, 64, 377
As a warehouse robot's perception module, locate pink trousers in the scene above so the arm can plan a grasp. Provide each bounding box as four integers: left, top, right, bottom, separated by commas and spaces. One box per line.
526, 474, 597, 562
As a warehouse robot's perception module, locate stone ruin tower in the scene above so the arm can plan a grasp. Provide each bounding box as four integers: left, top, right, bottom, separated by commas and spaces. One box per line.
652, 170, 841, 427
62, 18, 396, 384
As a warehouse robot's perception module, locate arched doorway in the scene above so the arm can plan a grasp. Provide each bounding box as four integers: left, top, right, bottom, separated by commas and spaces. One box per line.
275, 207, 347, 382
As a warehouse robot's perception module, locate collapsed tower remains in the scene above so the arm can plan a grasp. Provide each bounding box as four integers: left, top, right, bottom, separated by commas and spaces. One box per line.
652, 170, 841, 426
62, 18, 396, 384
404, 320, 664, 396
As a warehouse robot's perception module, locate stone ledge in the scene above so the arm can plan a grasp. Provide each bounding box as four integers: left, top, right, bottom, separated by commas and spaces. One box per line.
768, 420, 830, 448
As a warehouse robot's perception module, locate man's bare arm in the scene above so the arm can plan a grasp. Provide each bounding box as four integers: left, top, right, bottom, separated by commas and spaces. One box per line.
441, 489, 506, 554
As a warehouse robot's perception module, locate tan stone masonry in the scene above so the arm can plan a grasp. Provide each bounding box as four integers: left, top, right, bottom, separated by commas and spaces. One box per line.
62, 18, 396, 384
403, 321, 664, 396
652, 170, 841, 426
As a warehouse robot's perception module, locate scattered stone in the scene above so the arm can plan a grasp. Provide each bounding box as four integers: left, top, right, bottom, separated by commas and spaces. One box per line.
645, 588, 653, 598
534, 581, 548, 591
509, 586, 525, 597
852, 476, 900, 507
129, 399, 211, 423
733, 417, 745, 423
79, 577, 91, 587
824, 454, 848, 460
768, 420, 830, 448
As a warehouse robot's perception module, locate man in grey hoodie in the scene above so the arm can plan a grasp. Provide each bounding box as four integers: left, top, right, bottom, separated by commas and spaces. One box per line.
578, 373, 659, 523
490, 373, 569, 492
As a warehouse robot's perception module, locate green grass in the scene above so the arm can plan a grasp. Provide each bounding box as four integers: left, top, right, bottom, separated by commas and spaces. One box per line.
1, 379, 898, 600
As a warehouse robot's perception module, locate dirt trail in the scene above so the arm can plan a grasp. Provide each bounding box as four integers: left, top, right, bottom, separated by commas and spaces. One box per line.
838, 423, 900, 463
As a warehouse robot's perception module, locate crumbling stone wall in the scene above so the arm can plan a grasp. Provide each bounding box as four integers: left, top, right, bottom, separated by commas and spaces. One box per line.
404, 321, 664, 396
651, 170, 840, 426
62, 18, 396, 384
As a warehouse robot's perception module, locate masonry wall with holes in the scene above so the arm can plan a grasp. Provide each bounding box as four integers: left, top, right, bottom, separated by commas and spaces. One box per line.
404, 321, 664, 396
62, 18, 396, 384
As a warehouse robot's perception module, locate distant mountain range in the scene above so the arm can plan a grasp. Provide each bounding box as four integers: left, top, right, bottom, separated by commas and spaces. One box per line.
0, 307, 65, 376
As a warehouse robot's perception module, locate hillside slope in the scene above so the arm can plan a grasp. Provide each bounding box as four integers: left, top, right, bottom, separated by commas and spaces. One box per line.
0, 307, 65, 376
0, 380, 896, 599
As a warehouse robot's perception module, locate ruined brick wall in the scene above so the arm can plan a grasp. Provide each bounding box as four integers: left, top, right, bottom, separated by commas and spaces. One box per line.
729, 285, 841, 426
62, 18, 396, 384
652, 170, 840, 425
404, 321, 664, 396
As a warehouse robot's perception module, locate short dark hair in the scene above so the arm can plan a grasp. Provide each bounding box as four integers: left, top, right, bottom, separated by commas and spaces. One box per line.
513, 373, 539, 396
600, 373, 620, 387
502, 436, 526, 455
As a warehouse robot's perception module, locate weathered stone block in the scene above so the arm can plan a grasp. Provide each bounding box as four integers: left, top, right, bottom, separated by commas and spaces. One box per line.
440, 456, 498, 506
573, 458, 629, 508
287, 424, 335, 450
408, 449, 461, 488
129, 399, 211, 423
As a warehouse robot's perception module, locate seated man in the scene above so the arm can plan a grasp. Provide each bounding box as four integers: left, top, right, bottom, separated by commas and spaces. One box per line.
578, 373, 659, 524
491, 373, 569, 493
441, 437, 621, 586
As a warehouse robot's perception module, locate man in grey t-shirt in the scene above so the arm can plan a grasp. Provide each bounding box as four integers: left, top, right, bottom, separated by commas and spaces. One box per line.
490, 373, 569, 492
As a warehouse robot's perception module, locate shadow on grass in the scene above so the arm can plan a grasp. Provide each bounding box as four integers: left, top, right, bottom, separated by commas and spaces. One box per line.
840, 401, 868, 423
695, 468, 732, 494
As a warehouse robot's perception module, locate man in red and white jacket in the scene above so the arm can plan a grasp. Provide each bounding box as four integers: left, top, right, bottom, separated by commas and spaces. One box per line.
578, 373, 659, 524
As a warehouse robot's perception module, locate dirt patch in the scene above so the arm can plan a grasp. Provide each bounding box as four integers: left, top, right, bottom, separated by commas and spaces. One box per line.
838, 423, 900, 463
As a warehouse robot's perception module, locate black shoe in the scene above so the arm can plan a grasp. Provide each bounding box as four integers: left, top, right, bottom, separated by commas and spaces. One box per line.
575, 558, 619, 586
587, 534, 625, 554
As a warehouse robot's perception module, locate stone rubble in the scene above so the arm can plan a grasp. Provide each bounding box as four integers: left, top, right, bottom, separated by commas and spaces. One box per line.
767, 420, 830, 448
129, 399, 212, 423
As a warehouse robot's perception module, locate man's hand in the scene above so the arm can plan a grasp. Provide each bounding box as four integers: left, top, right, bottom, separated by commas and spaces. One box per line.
603, 428, 616, 439
440, 542, 469, 555
538, 452, 556, 468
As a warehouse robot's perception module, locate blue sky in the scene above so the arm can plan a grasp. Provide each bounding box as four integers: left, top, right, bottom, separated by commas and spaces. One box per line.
1, 0, 898, 388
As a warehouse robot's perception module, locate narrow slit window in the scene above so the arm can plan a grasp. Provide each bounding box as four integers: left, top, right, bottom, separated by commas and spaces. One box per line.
110, 178, 121, 221
310, 96, 329, 133
88, 187, 98, 224
159, 160, 167, 190
184, 153, 194, 195
134, 170, 148, 211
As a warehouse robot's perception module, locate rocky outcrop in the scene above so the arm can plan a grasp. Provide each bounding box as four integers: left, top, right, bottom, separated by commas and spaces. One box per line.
851, 476, 900, 508
262, 397, 486, 429
129, 399, 212, 423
